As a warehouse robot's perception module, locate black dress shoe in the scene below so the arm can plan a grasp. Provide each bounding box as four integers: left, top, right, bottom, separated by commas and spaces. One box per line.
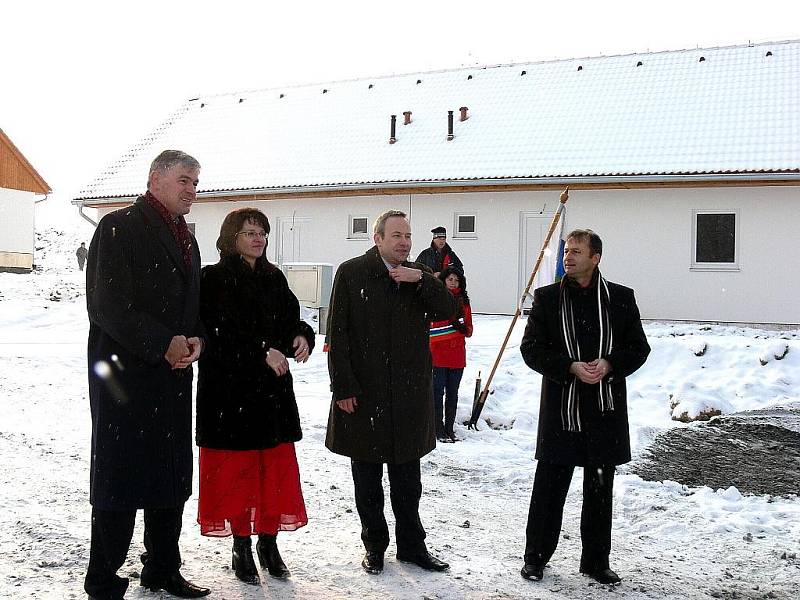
232, 536, 260, 585
256, 534, 290, 579
520, 563, 544, 580
580, 567, 621, 584
361, 551, 384, 574
140, 572, 211, 598
396, 550, 449, 571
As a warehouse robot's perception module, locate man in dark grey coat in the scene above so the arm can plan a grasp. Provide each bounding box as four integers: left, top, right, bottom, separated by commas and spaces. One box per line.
326, 210, 457, 575
76, 242, 88, 270
519, 229, 650, 585
84, 150, 210, 600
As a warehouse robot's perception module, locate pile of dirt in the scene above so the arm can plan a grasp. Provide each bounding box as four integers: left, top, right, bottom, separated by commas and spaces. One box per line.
630, 405, 800, 496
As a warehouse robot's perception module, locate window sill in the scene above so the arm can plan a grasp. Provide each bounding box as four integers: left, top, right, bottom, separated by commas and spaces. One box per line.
690, 265, 740, 272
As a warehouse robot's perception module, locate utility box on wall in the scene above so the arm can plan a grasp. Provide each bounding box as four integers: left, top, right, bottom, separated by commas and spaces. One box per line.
282, 263, 333, 334
282, 263, 333, 308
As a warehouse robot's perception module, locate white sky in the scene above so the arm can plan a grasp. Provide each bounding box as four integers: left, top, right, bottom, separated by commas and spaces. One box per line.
2, 0, 798, 211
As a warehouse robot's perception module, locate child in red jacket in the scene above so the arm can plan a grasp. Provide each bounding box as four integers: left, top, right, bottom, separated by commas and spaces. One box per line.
429, 267, 473, 442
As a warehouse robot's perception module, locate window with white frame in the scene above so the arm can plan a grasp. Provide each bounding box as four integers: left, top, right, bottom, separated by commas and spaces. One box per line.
453, 213, 477, 238
348, 215, 370, 239
691, 210, 739, 270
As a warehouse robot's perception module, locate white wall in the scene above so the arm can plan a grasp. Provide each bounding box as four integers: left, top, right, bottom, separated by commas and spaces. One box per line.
97, 184, 800, 324
412, 186, 799, 324
0, 188, 35, 270
187, 194, 410, 270
574, 186, 799, 324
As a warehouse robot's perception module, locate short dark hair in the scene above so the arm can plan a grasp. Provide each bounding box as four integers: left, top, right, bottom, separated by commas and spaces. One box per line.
566, 228, 602, 256
216, 207, 271, 258
373, 210, 407, 237
147, 150, 200, 189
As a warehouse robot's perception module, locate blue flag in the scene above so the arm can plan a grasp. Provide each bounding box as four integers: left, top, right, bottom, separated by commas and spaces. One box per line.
555, 235, 566, 282
534, 204, 566, 289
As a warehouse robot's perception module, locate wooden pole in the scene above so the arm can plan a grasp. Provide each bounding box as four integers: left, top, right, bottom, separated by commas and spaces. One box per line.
468, 187, 569, 429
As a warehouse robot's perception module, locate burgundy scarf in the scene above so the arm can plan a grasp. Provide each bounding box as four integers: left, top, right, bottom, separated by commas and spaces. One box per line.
144, 191, 193, 268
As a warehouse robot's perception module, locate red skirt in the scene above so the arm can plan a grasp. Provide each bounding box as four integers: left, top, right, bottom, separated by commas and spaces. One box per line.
197, 443, 308, 537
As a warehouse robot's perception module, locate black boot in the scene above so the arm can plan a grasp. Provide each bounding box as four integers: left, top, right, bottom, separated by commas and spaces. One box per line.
444, 407, 458, 442
256, 534, 290, 579
232, 536, 259, 585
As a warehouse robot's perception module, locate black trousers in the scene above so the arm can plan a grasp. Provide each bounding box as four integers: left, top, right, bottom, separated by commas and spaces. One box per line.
524, 461, 615, 570
351, 459, 427, 555
84, 504, 184, 600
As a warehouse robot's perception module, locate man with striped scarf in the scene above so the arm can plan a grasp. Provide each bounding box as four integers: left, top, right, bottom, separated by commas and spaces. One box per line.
519, 229, 650, 585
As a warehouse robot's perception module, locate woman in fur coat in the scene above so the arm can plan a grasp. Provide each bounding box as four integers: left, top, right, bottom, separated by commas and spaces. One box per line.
196, 208, 315, 584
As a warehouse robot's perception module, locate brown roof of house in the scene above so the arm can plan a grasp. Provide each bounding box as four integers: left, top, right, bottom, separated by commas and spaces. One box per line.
0, 128, 51, 194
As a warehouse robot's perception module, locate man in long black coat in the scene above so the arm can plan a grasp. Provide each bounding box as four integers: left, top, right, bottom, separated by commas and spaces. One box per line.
326, 210, 457, 575
84, 150, 210, 600
519, 229, 650, 585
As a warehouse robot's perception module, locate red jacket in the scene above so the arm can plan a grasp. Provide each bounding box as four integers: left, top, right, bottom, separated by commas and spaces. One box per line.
429, 290, 473, 368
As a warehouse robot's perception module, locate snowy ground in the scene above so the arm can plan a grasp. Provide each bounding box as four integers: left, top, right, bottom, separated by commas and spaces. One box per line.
1, 211, 799, 599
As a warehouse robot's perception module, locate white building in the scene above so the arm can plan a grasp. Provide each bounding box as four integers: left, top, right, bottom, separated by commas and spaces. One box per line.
0, 128, 51, 273
74, 40, 800, 325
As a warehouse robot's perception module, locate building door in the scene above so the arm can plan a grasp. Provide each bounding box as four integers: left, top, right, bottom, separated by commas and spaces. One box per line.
275, 216, 310, 266
518, 211, 553, 313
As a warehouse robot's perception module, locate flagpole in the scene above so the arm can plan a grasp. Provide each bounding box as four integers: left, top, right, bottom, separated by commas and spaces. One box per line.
467, 187, 569, 429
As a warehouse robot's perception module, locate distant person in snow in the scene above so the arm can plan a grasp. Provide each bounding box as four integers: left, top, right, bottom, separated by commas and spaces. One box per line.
325, 210, 456, 575
518, 228, 650, 585
429, 266, 473, 442
415, 226, 464, 277
195, 207, 314, 585
76, 242, 88, 271
84, 150, 210, 600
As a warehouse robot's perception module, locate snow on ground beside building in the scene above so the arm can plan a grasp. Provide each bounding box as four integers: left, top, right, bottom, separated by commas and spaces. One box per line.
0, 218, 798, 599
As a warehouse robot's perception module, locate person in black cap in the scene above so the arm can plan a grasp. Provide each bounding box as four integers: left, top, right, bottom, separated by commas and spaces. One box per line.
415, 227, 464, 277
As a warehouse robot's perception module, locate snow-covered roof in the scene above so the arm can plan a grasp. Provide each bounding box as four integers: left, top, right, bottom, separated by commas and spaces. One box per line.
77, 40, 800, 201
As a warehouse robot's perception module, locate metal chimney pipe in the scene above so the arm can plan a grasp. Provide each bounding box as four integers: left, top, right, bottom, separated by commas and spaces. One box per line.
459, 106, 469, 121
403, 111, 412, 125
389, 115, 397, 144
447, 111, 454, 141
